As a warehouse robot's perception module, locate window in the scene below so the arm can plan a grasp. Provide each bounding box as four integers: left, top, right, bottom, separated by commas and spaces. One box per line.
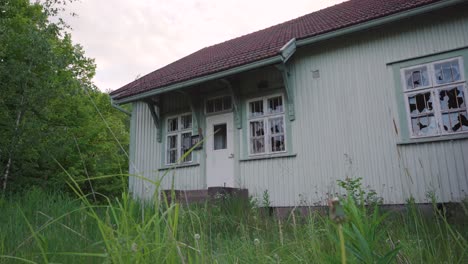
213, 124, 227, 150
401, 57, 468, 138
206, 96, 232, 114
166, 113, 192, 164
247, 95, 286, 155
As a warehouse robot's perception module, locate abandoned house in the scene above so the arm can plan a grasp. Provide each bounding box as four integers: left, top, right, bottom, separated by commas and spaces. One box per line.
110, 0, 468, 207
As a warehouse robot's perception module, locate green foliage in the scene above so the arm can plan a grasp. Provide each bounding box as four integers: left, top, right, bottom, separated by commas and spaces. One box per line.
1, 185, 467, 263
337, 177, 383, 206
339, 196, 400, 264
0, 0, 129, 197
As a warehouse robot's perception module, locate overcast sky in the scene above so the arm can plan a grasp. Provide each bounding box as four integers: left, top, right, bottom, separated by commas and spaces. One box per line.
64, 0, 346, 92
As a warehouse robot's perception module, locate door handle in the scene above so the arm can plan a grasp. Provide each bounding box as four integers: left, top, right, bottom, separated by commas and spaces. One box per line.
228, 153, 234, 159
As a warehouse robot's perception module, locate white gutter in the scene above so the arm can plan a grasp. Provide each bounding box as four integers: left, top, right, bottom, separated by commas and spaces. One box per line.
113, 0, 463, 105
111, 98, 131, 115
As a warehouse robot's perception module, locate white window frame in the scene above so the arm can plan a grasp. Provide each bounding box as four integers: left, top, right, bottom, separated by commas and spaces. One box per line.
400, 56, 468, 138
205, 95, 233, 115
246, 94, 287, 156
165, 113, 193, 165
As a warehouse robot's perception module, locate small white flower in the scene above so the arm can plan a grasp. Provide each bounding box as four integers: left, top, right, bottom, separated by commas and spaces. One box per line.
254, 238, 260, 246
194, 233, 200, 240
131, 242, 138, 252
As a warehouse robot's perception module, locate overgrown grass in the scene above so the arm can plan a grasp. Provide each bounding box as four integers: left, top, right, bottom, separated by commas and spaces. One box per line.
0, 186, 467, 263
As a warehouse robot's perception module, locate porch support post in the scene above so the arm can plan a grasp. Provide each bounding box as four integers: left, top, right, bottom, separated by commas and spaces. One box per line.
144, 96, 163, 142
275, 64, 295, 121
220, 79, 242, 129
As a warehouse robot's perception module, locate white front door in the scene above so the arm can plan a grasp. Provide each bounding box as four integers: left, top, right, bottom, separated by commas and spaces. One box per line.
206, 112, 235, 187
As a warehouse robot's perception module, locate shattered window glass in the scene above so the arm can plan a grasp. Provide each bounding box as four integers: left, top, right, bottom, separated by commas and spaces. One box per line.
180, 132, 192, 162
438, 86, 465, 110
439, 86, 468, 133
268, 96, 283, 114
410, 115, 438, 137
248, 95, 286, 155
249, 100, 264, 118
407, 92, 433, 114
442, 112, 468, 132
180, 114, 192, 130
167, 117, 178, 132
405, 66, 429, 89
269, 117, 285, 152
401, 57, 467, 138
435, 60, 461, 85
167, 135, 178, 164
407, 92, 437, 137
250, 120, 265, 154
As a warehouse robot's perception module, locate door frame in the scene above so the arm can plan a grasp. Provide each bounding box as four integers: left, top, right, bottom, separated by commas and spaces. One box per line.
205, 112, 236, 188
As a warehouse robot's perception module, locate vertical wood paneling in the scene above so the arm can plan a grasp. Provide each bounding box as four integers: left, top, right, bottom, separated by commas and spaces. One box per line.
130, 101, 203, 200
239, 8, 468, 206
131, 7, 468, 205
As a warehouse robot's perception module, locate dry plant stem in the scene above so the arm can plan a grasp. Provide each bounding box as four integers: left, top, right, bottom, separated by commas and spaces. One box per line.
338, 224, 346, 264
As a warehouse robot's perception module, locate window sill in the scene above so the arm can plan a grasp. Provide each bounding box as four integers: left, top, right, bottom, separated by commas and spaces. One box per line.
397, 133, 468, 145
239, 153, 297, 162
158, 163, 200, 171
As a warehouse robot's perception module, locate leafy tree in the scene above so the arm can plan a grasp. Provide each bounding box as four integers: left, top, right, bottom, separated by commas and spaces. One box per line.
0, 0, 129, 198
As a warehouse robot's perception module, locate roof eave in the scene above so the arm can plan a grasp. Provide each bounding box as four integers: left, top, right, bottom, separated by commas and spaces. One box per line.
112, 55, 284, 104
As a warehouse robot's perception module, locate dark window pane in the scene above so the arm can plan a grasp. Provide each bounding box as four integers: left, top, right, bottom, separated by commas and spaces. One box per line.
206, 100, 214, 113
214, 98, 223, 112
181, 114, 192, 129
223, 96, 232, 110
213, 124, 227, 150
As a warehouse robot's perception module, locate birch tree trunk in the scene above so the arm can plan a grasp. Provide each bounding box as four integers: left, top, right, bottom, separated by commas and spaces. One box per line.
2, 96, 24, 191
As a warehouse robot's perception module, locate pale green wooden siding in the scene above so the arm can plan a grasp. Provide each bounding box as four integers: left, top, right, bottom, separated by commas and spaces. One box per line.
130, 6, 468, 205
240, 7, 468, 206
129, 101, 204, 200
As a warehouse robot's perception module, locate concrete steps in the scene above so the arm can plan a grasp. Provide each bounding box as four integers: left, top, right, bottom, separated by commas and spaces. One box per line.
161, 187, 248, 204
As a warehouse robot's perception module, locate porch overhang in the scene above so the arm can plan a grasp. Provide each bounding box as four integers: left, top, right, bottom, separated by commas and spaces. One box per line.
111, 55, 285, 105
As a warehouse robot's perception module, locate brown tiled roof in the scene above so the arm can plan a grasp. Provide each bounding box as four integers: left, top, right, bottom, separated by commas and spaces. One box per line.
111, 0, 441, 100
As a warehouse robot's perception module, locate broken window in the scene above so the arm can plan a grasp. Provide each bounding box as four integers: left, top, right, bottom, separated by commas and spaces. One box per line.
435, 59, 461, 85
167, 135, 178, 164
439, 86, 468, 133
166, 113, 192, 164
249, 100, 264, 118
167, 117, 178, 132
248, 94, 286, 155
404, 66, 429, 89
401, 57, 467, 138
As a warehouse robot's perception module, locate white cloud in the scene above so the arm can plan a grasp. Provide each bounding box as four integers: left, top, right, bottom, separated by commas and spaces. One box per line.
64, 0, 346, 91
